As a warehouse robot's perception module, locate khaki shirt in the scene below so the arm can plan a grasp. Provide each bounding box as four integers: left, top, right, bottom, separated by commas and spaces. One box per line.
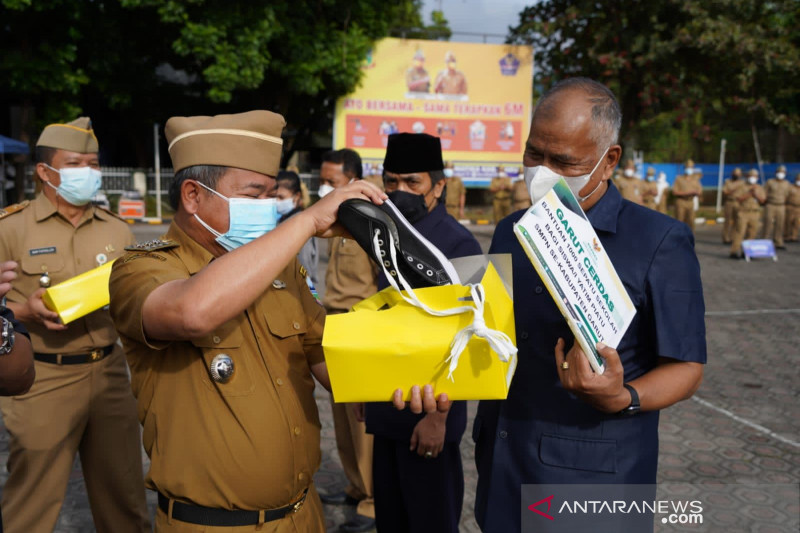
617, 176, 644, 205
490, 177, 512, 201
434, 70, 467, 95
445, 177, 465, 208
765, 179, 791, 205
673, 175, 701, 202
109, 222, 324, 509
0, 193, 133, 353
737, 184, 765, 211
512, 179, 532, 210
405, 67, 430, 93
787, 184, 800, 207
722, 179, 745, 205
641, 180, 658, 209
322, 236, 378, 312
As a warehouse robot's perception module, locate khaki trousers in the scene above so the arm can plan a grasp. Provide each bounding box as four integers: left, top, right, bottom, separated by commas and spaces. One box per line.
492, 199, 512, 224
675, 199, 696, 233
763, 204, 786, 246
0, 345, 150, 533
785, 206, 800, 241
331, 399, 375, 518
731, 210, 761, 255
155, 483, 325, 532
723, 202, 738, 243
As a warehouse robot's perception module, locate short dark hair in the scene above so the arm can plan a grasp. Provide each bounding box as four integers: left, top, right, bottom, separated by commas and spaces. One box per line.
169, 165, 228, 210
536, 77, 622, 153
428, 169, 445, 185
322, 149, 362, 180
276, 170, 301, 195
35, 146, 56, 166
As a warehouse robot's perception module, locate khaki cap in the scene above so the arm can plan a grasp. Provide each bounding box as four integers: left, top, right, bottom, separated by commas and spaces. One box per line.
646, 167, 655, 175
36, 117, 98, 153
778, 165, 786, 172
748, 169, 758, 177
165, 110, 285, 176
685, 159, 695, 168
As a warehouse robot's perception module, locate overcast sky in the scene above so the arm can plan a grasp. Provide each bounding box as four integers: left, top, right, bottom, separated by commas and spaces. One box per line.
421, 0, 531, 43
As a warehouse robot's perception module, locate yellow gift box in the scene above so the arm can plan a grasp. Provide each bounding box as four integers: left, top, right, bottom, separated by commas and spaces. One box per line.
42, 262, 113, 324
323, 254, 517, 402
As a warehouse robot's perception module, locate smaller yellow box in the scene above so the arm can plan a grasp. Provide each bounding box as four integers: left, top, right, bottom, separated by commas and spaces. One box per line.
323, 256, 517, 402
42, 262, 113, 324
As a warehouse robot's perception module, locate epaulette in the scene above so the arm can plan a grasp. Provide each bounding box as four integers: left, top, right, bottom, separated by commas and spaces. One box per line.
125, 239, 179, 252
0, 200, 30, 221
299, 264, 308, 278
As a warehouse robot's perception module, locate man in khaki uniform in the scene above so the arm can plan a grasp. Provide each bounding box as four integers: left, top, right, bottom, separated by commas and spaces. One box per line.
763, 164, 790, 249
641, 167, 659, 210
444, 161, 466, 219
434, 51, 467, 95
730, 169, 767, 258
489, 166, 512, 224
319, 148, 378, 532
0, 118, 149, 533
512, 167, 532, 211
672, 159, 703, 233
406, 50, 430, 93
108, 111, 391, 532
784, 173, 800, 242
616, 159, 643, 205
722, 168, 745, 243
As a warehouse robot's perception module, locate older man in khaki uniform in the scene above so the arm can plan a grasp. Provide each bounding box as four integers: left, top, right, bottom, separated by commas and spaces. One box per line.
784, 174, 800, 242
109, 111, 390, 532
0, 118, 149, 533
616, 159, 643, 205
730, 169, 767, 258
672, 159, 703, 233
763, 164, 790, 249
722, 168, 745, 243
444, 161, 466, 219
489, 166, 512, 224
319, 148, 378, 532
434, 51, 468, 95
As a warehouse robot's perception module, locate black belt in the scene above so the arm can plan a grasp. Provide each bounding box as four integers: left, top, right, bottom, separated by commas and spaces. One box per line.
34, 344, 114, 365
157, 489, 308, 527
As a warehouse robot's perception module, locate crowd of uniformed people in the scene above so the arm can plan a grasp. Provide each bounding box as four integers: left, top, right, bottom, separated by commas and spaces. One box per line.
0, 78, 711, 533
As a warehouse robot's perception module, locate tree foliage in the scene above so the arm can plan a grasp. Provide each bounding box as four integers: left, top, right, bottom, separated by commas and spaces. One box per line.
508, 0, 800, 160
0, 0, 446, 163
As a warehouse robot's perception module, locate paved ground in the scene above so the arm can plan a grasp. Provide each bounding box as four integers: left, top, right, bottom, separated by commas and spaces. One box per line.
1, 221, 798, 531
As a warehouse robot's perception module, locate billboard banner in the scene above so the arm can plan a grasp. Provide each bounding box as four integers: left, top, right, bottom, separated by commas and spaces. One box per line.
333, 38, 534, 184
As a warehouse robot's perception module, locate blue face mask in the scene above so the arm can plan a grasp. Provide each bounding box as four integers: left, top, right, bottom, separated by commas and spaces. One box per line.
44, 164, 102, 206
193, 182, 278, 252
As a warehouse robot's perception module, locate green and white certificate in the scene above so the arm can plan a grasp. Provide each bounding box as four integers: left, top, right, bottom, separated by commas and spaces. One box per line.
514, 179, 636, 374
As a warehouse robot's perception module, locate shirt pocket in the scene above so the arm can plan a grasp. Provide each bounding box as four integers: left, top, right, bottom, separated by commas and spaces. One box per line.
192, 318, 254, 397
263, 290, 308, 339
21, 253, 66, 279
539, 433, 617, 474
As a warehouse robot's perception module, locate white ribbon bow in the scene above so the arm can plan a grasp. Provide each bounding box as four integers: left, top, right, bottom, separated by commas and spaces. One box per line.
372, 229, 517, 382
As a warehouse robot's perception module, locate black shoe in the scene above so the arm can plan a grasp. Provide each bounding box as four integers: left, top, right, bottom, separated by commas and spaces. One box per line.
338, 514, 376, 533
338, 198, 460, 288
777, 245, 787, 250
319, 491, 360, 506
729, 253, 742, 259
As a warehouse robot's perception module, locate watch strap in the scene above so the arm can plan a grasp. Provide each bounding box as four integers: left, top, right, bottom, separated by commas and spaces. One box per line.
620, 383, 640, 414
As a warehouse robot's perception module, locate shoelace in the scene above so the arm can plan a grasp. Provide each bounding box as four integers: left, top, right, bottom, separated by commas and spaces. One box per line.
372, 228, 517, 381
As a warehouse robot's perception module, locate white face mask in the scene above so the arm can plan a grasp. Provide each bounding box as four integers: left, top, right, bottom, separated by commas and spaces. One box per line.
276, 197, 295, 215
748, 177, 758, 184
777, 172, 786, 180
624, 168, 634, 177
524, 147, 609, 204
443, 168, 454, 178
317, 183, 334, 198
686, 168, 694, 175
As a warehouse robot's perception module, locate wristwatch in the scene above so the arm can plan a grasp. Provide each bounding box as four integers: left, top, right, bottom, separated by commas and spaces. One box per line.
0, 317, 15, 355
618, 383, 640, 416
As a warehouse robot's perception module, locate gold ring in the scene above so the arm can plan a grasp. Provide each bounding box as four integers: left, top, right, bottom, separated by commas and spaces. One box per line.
561, 361, 569, 370
425, 451, 433, 458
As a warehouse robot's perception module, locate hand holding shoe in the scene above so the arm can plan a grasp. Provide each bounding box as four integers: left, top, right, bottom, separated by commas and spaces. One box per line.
306, 181, 386, 238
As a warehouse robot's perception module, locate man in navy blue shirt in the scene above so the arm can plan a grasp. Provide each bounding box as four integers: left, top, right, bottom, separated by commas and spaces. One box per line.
474, 78, 706, 532
363, 133, 482, 533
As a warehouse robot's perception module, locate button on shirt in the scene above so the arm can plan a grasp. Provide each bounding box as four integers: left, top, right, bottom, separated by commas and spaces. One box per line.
109, 222, 325, 510
0, 194, 134, 353
474, 182, 706, 532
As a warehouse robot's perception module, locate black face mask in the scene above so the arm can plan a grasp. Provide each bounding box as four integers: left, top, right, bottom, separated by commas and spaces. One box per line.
387, 190, 429, 224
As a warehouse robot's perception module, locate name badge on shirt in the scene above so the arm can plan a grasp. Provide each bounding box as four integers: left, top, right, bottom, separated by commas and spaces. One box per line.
29, 246, 57, 256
